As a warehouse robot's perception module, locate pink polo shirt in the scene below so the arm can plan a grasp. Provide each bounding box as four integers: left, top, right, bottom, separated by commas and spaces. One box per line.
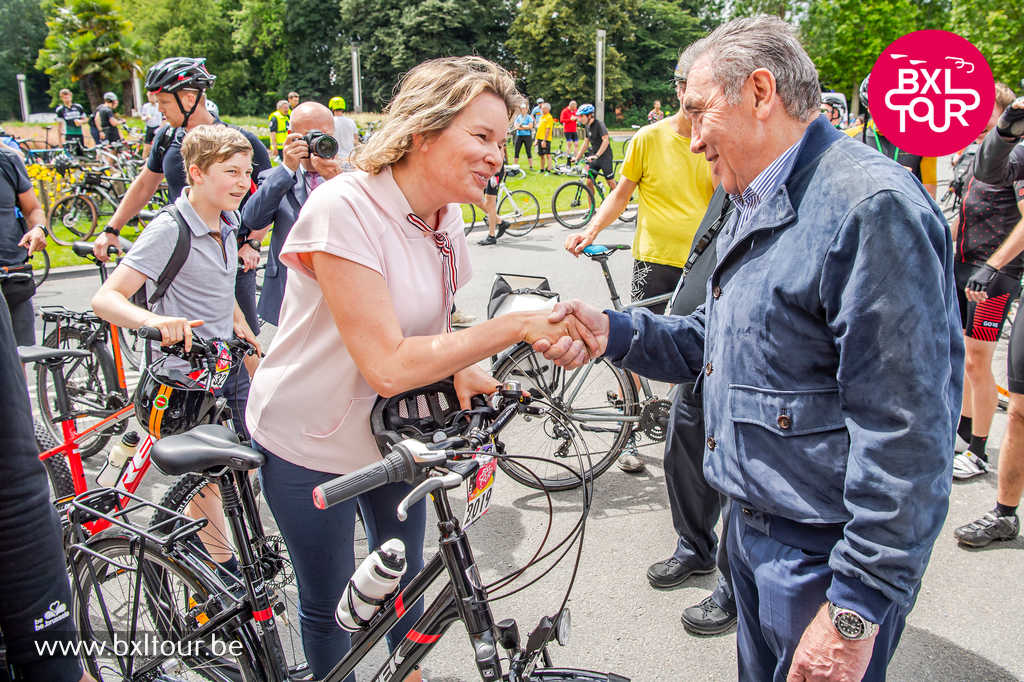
245, 167, 472, 474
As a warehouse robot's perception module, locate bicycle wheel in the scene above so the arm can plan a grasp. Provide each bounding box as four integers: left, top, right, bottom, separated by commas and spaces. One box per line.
37, 326, 122, 459
35, 418, 75, 499
30, 248, 50, 287
117, 326, 145, 372
492, 343, 638, 490
551, 182, 595, 230
462, 203, 480, 236
154, 474, 310, 677
72, 532, 259, 681
501, 189, 541, 237
49, 193, 99, 241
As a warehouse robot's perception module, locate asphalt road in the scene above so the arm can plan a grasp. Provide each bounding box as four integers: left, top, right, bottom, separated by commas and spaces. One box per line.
29, 178, 1024, 681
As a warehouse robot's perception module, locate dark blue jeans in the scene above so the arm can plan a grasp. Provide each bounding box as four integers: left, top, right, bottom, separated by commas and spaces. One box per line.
216, 363, 250, 441
254, 443, 426, 680
234, 267, 259, 332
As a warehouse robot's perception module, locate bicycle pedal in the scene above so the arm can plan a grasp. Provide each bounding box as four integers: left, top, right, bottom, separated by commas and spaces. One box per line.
605, 391, 624, 409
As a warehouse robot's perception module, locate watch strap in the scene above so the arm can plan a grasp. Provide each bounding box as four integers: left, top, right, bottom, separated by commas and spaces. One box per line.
103, 225, 121, 236
827, 602, 879, 640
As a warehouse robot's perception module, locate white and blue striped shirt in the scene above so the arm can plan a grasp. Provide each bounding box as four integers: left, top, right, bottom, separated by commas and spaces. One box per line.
720, 140, 803, 253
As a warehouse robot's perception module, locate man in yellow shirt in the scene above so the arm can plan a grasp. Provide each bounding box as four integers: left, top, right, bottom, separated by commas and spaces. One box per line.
565, 61, 715, 474
536, 102, 555, 172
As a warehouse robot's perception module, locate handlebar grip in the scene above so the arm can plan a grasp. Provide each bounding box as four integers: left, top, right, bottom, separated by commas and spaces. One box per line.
137, 326, 162, 341
312, 450, 414, 510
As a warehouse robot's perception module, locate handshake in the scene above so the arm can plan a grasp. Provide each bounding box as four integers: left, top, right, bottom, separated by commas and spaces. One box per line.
518, 299, 609, 368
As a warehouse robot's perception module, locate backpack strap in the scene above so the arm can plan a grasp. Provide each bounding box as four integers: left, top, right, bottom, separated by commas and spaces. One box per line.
148, 204, 192, 305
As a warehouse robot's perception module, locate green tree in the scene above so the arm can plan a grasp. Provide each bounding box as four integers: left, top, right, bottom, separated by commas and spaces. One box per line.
334, 0, 512, 111
950, 1, 1024, 91
279, 0, 345, 103
624, 0, 705, 109
0, 0, 50, 119
36, 0, 141, 110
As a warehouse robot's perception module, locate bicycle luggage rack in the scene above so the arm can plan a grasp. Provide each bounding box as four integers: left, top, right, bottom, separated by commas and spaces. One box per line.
65, 487, 208, 551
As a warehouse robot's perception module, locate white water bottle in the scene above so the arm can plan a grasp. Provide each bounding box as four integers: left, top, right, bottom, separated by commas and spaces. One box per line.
335, 538, 407, 632
96, 431, 141, 487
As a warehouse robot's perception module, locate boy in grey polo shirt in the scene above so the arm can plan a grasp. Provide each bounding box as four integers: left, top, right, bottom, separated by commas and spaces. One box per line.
92, 125, 261, 439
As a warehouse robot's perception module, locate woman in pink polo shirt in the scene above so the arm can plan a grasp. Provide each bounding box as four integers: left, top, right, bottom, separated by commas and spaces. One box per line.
246, 57, 593, 679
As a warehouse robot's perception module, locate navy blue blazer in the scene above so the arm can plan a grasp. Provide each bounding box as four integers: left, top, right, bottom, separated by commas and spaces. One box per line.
241, 165, 309, 326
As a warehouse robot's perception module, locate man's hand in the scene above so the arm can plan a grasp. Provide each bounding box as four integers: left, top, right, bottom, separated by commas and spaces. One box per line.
281, 133, 307, 172
996, 96, 1024, 139
308, 153, 345, 181
531, 300, 609, 368
965, 263, 999, 302
17, 226, 46, 255
238, 243, 260, 271
93, 231, 122, 261
565, 231, 596, 256
786, 604, 875, 682
453, 365, 499, 410
142, 315, 204, 353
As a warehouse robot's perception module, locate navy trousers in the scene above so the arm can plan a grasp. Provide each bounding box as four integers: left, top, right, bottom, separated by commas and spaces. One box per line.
234, 267, 259, 332
255, 444, 426, 680
664, 381, 734, 610
727, 508, 911, 681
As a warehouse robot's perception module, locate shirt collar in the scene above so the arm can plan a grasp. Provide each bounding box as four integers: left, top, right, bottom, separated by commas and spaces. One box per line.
361, 166, 462, 238
176, 190, 239, 241
729, 136, 803, 213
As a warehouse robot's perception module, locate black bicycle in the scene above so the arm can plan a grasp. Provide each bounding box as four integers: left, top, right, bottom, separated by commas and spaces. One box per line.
67, 377, 629, 681
551, 161, 637, 229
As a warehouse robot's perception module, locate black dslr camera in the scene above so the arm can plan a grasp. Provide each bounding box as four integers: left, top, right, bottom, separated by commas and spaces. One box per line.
302, 130, 339, 159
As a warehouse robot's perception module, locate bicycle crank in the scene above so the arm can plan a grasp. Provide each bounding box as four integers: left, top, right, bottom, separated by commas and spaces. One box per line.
639, 399, 672, 441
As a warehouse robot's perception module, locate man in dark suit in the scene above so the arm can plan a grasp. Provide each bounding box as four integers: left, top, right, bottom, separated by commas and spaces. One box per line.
242, 102, 345, 326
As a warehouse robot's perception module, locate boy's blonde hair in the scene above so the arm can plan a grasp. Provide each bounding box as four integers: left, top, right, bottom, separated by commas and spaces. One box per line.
353, 56, 520, 175
180, 125, 252, 184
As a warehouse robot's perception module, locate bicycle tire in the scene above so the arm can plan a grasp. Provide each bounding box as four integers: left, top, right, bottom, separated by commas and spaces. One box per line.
30, 248, 50, 287
117, 326, 145, 372
492, 343, 638, 490
153, 474, 310, 677
501, 189, 541, 237
463, 204, 480, 236
551, 182, 595, 230
531, 668, 631, 681
36, 326, 122, 459
48, 193, 99, 242
71, 531, 260, 681
35, 418, 75, 499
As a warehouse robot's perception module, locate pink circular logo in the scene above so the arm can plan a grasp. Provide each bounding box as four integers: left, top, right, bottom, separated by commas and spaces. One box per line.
867, 30, 994, 157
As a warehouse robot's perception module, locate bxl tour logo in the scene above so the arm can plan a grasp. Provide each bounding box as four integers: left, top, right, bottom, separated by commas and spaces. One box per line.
867, 30, 994, 157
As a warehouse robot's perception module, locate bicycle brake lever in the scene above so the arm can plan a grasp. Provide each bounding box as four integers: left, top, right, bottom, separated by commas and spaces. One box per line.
396, 472, 462, 521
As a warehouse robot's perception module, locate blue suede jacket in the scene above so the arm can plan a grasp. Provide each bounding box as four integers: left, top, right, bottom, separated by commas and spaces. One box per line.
605, 116, 963, 624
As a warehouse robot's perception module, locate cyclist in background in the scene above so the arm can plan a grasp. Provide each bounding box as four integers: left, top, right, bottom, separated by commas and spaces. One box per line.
140, 90, 164, 157
847, 75, 937, 198
0, 146, 47, 345
572, 103, 617, 194
329, 96, 360, 164
821, 92, 847, 129
55, 88, 88, 155
560, 99, 579, 156
269, 99, 291, 162
512, 100, 534, 170
648, 99, 664, 123
93, 92, 124, 144
91, 57, 272, 333
535, 102, 555, 173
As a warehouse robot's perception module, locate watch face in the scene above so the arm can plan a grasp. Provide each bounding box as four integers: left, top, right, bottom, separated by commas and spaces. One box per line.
835, 611, 865, 639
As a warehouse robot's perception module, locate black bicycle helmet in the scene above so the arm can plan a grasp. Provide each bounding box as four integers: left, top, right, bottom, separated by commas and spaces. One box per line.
859, 75, 871, 115
370, 379, 472, 455
133, 356, 219, 439
146, 57, 217, 128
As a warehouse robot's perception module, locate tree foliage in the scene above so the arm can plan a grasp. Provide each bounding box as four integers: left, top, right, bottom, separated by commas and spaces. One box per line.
950, 1, 1024, 92
0, 0, 49, 119
36, 0, 142, 110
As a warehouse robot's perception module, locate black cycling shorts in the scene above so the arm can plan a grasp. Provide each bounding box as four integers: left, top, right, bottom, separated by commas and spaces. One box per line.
1007, 309, 1024, 394
484, 166, 506, 197
513, 135, 532, 159
144, 125, 160, 144
955, 260, 1021, 341
564, 131, 578, 142
588, 155, 614, 181
630, 260, 683, 315
537, 140, 551, 156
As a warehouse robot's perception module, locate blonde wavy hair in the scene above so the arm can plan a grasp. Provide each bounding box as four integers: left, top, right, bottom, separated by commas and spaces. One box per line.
353, 56, 520, 174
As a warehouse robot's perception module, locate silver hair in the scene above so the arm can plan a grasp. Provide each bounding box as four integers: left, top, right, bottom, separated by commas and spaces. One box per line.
679, 15, 820, 121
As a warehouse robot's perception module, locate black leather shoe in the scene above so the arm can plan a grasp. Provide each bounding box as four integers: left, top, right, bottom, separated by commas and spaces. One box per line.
646, 557, 715, 589
681, 595, 737, 636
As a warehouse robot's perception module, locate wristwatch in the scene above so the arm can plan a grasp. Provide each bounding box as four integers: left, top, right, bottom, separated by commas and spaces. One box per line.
828, 602, 879, 640
30, 223, 48, 236
103, 225, 121, 236
244, 238, 261, 251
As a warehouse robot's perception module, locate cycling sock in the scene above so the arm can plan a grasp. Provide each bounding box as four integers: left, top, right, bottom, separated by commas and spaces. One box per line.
217, 555, 241, 579
995, 502, 1018, 518
957, 415, 973, 443
969, 435, 988, 461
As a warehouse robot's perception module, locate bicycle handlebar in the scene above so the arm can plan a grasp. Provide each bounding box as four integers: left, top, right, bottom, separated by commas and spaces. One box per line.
137, 326, 256, 364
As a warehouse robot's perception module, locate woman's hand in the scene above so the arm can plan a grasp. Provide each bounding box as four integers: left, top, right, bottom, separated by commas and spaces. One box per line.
518, 309, 600, 360
141, 315, 203, 352
453, 365, 499, 409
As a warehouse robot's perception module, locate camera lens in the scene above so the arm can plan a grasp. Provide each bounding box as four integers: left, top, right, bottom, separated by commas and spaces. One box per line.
304, 130, 339, 159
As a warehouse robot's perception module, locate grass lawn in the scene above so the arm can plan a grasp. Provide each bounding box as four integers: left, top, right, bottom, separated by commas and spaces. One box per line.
39, 137, 633, 273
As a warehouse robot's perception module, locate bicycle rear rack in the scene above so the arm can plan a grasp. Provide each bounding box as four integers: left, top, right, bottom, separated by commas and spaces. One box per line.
65, 487, 208, 551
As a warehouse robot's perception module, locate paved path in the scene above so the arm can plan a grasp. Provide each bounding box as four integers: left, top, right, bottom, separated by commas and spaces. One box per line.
29, 180, 1024, 680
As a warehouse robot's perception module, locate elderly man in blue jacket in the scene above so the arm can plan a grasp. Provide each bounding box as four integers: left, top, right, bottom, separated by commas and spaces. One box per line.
536, 15, 963, 681
242, 102, 345, 326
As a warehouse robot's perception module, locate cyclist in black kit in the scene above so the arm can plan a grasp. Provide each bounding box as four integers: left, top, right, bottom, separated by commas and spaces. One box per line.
953, 94, 1024, 548
93, 92, 124, 144
572, 103, 617, 195
91, 57, 271, 331
0, 304, 94, 682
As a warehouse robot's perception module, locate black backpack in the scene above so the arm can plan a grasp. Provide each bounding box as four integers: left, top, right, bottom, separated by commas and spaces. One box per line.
130, 204, 192, 309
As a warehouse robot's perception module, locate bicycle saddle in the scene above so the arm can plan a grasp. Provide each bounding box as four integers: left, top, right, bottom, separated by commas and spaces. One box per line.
17, 345, 91, 366
581, 243, 630, 258
150, 424, 265, 476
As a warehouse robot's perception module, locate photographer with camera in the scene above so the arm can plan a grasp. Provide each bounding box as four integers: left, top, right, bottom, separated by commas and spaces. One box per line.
242, 101, 343, 326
